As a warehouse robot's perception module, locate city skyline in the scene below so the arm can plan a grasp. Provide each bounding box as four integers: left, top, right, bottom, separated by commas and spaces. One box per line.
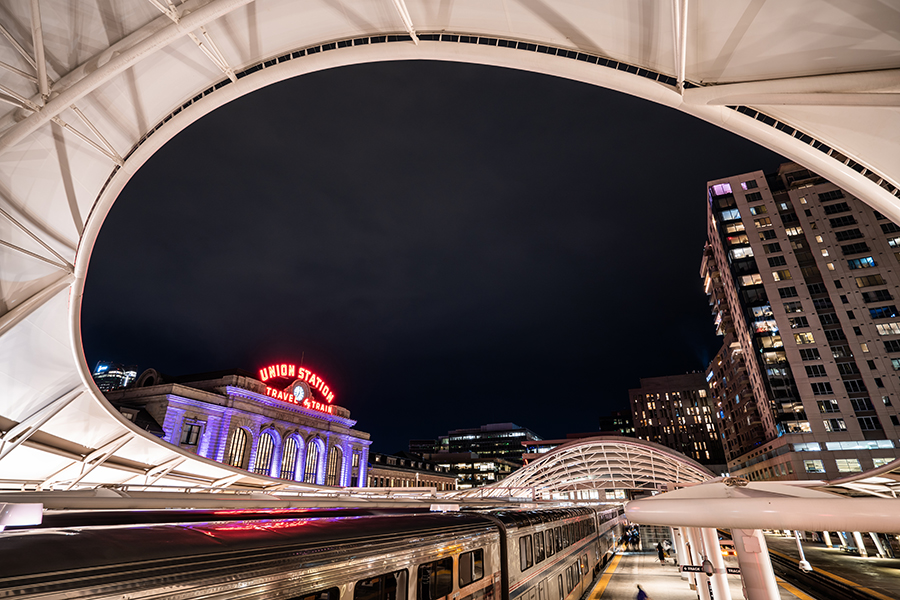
81, 60, 785, 453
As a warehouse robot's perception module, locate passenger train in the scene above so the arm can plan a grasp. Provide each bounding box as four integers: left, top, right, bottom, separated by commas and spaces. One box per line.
0, 505, 624, 599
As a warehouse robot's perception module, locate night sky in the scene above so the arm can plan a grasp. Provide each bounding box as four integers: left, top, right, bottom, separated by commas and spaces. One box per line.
81, 60, 783, 453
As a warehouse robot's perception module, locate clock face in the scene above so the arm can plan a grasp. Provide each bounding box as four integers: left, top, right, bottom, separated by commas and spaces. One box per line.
293, 385, 306, 401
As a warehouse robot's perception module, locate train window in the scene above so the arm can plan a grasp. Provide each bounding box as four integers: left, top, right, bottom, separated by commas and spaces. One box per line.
556, 575, 564, 600
581, 555, 588, 576
292, 587, 340, 600
418, 557, 453, 600
533, 532, 545, 563
568, 524, 575, 544
355, 570, 408, 600
564, 567, 573, 594
459, 549, 484, 587
545, 529, 555, 557
519, 535, 533, 571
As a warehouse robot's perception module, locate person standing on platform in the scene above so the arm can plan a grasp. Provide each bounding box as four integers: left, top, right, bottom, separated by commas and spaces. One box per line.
636, 584, 650, 600
656, 542, 665, 565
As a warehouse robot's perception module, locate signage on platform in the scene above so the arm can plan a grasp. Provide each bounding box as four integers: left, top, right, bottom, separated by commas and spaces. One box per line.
258, 363, 335, 402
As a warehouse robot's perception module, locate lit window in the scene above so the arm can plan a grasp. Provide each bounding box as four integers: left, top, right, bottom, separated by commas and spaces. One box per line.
821, 249, 829, 256
823, 418, 847, 432
772, 270, 792, 281
794, 332, 815, 344
874, 458, 894, 468
749, 205, 767, 215
755, 217, 772, 228
815, 235, 824, 243
836, 459, 862, 473
804, 460, 825, 473
785, 227, 803, 236
826, 263, 835, 271
861, 343, 870, 353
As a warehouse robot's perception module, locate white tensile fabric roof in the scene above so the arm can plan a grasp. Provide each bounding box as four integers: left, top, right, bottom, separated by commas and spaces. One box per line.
1, 0, 899, 492
448, 437, 714, 500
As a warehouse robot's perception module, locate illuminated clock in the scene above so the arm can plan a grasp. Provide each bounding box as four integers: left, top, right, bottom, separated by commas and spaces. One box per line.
293, 384, 306, 402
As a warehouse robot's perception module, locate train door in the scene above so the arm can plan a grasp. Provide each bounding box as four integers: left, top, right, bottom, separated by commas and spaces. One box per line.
537, 579, 547, 600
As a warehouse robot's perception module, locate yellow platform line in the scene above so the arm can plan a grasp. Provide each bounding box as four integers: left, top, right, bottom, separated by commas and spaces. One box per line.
776, 579, 817, 600
588, 554, 623, 600
768, 548, 894, 600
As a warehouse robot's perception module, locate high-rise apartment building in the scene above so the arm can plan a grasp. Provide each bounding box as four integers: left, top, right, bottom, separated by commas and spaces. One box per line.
629, 374, 725, 468
702, 162, 900, 481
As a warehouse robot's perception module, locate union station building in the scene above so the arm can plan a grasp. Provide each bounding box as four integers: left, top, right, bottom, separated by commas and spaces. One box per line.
105, 363, 371, 487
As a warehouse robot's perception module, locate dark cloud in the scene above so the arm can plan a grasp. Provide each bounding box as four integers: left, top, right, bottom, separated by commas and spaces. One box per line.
82, 60, 783, 453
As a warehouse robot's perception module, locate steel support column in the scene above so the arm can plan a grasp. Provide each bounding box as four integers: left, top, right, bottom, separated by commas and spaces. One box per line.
869, 532, 886, 558
823, 531, 833, 548
702, 527, 732, 600
688, 528, 711, 600
853, 531, 869, 557
673, 526, 689, 580
733, 529, 779, 600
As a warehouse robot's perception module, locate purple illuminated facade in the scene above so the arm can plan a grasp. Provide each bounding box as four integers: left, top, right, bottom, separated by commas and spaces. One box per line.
106, 368, 371, 487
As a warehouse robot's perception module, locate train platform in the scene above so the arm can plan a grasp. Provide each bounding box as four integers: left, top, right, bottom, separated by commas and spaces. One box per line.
586, 550, 814, 600
764, 533, 900, 600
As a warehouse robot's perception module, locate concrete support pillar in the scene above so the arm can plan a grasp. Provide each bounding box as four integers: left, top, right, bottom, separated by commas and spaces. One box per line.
869, 532, 886, 558
689, 528, 712, 600
733, 529, 780, 600
673, 527, 690, 580
823, 531, 833, 548
702, 527, 733, 600
853, 531, 869, 557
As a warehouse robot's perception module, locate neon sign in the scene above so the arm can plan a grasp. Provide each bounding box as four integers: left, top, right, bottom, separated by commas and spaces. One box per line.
258, 363, 334, 402
264, 386, 335, 415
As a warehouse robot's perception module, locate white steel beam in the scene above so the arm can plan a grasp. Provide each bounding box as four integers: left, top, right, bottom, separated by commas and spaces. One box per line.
390, 0, 420, 45
50, 116, 124, 166
0, 22, 37, 70
126, 457, 186, 488
671, 0, 688, 92
0, 60, 38, 83
0, 273, 73, 337
683, 69, 900, 106
38, 433, 135, 491
0, 238, 71, 270
0, 0, 255, 154
71, 106, 123, 163
0, 387, 82, 462
29, 0, 49, 100
0, 205, 74, 272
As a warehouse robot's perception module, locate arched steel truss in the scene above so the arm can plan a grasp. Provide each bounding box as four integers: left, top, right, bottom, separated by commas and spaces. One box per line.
449, 437, 714, 501
0, 0, 898, 492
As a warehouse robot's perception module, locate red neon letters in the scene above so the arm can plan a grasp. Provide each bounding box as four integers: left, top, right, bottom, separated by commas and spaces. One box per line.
265, 386, 335, 415
258, 363, 335, 402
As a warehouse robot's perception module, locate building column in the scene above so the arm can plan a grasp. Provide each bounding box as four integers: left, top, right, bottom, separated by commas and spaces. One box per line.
837, 531, 850, 549
702, 527, 732, 600
341, 439, 353, 486
868, 532, 886, 558
823, 531, 833, 548
673, 527, 689, 581
853, 531, 869, 557
690, 528, 713, 600
358, 446, 369, 487
733, 529, 780, 600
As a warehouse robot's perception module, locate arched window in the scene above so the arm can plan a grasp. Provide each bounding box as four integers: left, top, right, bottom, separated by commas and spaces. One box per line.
326, 445, 343, 486
254, 431, 275, 475
225, 428, 249, 468
281, 437, 299, 480
304, 439, 320, 483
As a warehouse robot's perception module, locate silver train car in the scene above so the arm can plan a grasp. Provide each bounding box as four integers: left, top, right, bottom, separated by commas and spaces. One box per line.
0, 506, 624, 599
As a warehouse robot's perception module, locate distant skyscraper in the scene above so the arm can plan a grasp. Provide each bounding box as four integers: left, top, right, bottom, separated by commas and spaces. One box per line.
598, 409, 635, 436
629, 374, 725, 468
92, 361, 138, 392
702, 162, 900, 480
441, 422, 541, 465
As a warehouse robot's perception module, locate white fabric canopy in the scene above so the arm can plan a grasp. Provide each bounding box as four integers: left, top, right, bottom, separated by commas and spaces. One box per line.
1, 0, 898, 490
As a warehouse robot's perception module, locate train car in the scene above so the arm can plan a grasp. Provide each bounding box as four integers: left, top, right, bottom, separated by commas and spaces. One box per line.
0, 506, 623, 599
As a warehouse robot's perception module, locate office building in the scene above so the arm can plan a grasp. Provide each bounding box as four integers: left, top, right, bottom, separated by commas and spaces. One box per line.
428, 452, 519, 489
703, 162, 900, 480
599, 409, 635, 436
105, 361, 371, 486
629, 374, 726, 468
367, 452, 457, 490
441, 422, 542, 465
92, 361, 138, 392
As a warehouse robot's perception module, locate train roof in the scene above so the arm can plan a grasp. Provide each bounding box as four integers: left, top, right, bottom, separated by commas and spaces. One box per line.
0, 511, 495, 588
475, 507, 595, 528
